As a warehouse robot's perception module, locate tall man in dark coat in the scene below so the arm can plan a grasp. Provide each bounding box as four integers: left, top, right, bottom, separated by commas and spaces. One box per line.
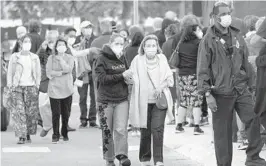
197, 2, 266, 166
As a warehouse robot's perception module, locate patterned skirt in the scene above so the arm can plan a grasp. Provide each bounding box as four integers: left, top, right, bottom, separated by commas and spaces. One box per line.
178, 74, 203, 108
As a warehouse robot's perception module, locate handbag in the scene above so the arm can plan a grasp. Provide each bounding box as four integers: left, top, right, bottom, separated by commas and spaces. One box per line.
169, 40, 181, 69
39, 79, 49, 93
147, 71, 168, 110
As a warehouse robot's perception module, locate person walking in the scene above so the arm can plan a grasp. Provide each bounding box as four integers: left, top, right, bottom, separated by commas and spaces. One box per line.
46, 38, 75, 143
174, 15, 204, 135
94, 33, 132, 166
37, 30, 59, 137
197, 2, 266, 166
7, 35, 41, 144
129, 34, 174, 166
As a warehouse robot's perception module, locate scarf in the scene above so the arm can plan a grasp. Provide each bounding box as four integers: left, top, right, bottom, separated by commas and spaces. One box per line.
129, 54, 174, 128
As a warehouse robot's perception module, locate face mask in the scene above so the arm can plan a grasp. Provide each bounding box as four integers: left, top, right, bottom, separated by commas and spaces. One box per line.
68, 37, 76, 46
145, 48, 157, 57
83, 28, 92, 36
57, 46, 67, 53
22, 43, 31, 51
219, 15, 232, 28
195, 30, 203, 39
112, 46, 123, 57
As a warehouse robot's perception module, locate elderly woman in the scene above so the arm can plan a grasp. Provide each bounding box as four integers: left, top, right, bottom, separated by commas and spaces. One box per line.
7, 35, 41, 144
46, 38, 75, 143
37, 30, 59, 137
129, 34, 174, 166
94, 33, 132, 166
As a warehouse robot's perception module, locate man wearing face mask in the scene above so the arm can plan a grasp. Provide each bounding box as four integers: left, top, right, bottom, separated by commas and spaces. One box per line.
74, 21, 98, 128
197, 2, 266, 166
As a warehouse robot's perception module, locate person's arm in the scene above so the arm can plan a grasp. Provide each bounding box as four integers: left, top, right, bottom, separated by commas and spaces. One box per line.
94, 57, 124, 85
46, 56, 62, 79
58, 55, 74, 74
69, 45, 90, 57
6, 54, 14, 87
197, 38, 212, 95
162, 41, 173, 61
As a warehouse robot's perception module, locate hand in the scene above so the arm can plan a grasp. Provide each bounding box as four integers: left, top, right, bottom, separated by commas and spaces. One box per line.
125, 77, 134, 84
206, 94, 217, 112
42, 41, 48, 49
154, 87, 163, 98
123, 70, 133, 79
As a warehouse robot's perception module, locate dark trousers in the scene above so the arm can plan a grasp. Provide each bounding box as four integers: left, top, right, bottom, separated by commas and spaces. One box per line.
254, 87, 266, 129
201, 95, 208, 117
77, 73, 97, 123
212, 90, 263, 166
50, 95, 72, 139
139, 104, 166, 164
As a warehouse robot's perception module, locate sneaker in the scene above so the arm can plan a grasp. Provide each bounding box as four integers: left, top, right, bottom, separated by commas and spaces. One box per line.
175, 124, 185, 133
245, 157, 266, 166
194, 126, 204, 135
182, 121, 189, 126
155, 162, 164, 166
26, 135, 31, 143
167, 120, 176, 125
79, 122, 88, 129
237, 140, 248, 150
140, 161, 152, 166
40, 129, 50, 137
17, 137, 25, 144
63, 137, 69, 141
52, 138, 59, 144
200, 117, 209, 126
120, 157, 131, 166
67, 126, 76, 132
106, 161, 116, 166
89, 122, 100, 128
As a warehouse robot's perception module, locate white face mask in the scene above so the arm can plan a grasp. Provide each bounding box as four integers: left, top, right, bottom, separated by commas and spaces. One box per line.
112, 46, 124, 57
145, 48, 157, 57
57, 46, 67, 53
219, 15, 232, 28
195, 30, 203, 39
22, 43, 31, 51
68, 37, 76, 46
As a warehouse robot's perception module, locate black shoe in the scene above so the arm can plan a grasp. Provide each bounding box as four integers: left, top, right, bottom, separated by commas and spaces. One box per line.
38, 120, 43, 127
63, 137, 69, 141
245, 157, 266, 166
200, 117, 209, 126
67, 126, 76, 132
52, 137, 59, 144
90, 122, 100, 128
175, 124, 185, 133
119, 156, 131, 166
182, 121, 189, 126
79, 122, 88, 129
194, 126, 204, 135
26, 135, 31, 143
17, 137, 25, 144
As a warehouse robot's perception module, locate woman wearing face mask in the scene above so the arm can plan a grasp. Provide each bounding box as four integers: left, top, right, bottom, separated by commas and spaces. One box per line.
94, 33, 132, 166
174, 16, 204, 135
46, 38, 75, 143
37, 30, 59, 137
128, 34, 174, 166
7, 35, 41, 144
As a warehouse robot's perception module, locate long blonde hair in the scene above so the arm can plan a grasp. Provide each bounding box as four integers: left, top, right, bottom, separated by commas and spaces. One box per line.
138, 34, 162, 56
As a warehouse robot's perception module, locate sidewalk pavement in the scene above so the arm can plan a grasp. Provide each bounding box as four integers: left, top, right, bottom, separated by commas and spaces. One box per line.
163, 116, 266, 166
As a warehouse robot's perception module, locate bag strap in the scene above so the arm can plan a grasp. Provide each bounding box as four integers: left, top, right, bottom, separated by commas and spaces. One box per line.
147, 71, 157, 90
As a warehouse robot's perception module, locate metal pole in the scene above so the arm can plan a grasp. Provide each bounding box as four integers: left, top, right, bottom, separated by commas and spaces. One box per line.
133, 0, 139, 25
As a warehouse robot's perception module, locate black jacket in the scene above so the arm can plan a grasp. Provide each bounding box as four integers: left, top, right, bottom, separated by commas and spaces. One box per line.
94, 45, 128, 103
197, 25, 255, 95
28, 32, 44, 54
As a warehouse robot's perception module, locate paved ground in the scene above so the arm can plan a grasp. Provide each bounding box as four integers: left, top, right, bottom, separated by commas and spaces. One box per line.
1, 88, 202, 166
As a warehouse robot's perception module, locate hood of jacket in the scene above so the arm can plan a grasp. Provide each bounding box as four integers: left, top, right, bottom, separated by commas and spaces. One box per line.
161, 18, 175, 33
100, 44, 117, 60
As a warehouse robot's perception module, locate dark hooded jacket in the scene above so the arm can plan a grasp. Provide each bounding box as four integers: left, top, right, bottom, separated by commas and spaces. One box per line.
154, 19, 175, 48
124, 31, 144, 66
94, 45, 129, 103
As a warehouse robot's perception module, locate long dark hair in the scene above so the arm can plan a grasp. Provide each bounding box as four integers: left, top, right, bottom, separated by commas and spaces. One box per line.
179, 24, 198, 43
18, 34, 32, 51
54, 37, 68, 55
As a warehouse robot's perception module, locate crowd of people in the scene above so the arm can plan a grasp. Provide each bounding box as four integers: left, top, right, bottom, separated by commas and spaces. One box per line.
2, 1, 266, 166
